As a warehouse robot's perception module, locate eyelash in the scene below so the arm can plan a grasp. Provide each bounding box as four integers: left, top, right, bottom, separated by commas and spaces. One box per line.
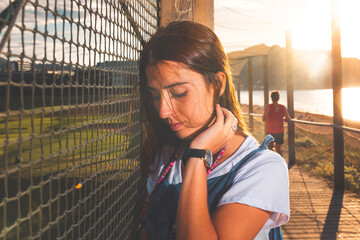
151, 91, 187, 101
172, 91, 187, 98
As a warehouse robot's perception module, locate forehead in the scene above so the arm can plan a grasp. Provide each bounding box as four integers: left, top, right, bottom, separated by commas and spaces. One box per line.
145, 61, 205, 88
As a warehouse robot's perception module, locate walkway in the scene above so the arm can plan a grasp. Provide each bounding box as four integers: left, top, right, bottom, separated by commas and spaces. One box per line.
282, 164, 360, 239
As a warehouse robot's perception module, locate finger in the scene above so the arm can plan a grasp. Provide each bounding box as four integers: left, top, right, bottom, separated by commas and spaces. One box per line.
222, 108, 238, 132
214, 104, 224, 125
221, 108, 236, 124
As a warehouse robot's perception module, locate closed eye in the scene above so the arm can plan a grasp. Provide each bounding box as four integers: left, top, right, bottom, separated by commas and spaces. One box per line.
148, 82, 188, 101
151, 91, 186, 101
172, 91, 187, 98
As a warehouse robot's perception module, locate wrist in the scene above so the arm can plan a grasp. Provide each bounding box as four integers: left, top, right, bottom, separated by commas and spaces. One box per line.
184, 147, 213, 168
184, 157, 208, 174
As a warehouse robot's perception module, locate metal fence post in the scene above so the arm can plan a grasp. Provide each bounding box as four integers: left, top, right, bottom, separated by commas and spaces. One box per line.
286, 30, 295, 166
331, 0, 344, 190
248, 58, 253, 130
263, 55, 269, 135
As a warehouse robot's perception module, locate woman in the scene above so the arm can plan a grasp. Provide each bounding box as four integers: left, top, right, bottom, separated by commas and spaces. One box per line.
139, 21, 289, 240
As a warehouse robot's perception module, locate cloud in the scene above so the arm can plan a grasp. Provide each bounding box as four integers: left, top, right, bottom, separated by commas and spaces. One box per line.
2, 0, 146, 65
214, 0, 311, 53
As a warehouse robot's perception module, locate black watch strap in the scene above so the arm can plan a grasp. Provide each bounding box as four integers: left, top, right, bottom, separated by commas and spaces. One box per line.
186, 149, 206, 159
183, 148, 205, 166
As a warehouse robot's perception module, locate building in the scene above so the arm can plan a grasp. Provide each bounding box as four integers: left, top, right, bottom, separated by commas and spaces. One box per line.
96, 60, 139, 87
10, 60, 32, 72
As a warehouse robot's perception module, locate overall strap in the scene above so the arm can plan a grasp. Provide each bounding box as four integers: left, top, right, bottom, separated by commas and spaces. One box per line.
260, 134, 275, 150
207, 134, 275, 214
233, 134, 274, 173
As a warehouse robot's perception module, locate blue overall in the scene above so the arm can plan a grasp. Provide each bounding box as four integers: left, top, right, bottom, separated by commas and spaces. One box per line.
145, 135, 283, 240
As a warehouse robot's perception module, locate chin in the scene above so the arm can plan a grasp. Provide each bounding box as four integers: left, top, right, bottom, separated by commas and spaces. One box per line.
174, 127, 203, 141
174, 132, 192, 140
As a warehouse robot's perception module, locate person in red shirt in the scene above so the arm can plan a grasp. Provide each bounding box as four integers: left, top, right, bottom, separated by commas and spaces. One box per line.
263, 91, 291, 156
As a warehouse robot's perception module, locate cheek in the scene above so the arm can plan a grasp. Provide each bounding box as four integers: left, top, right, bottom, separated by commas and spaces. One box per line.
205, 93, 215, 112
184, 92, 214, 121
195, 100, 213, 117
199, 88, 215, 114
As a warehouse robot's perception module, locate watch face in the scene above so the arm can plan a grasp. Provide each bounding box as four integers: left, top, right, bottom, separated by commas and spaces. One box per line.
205, 149, 213, 168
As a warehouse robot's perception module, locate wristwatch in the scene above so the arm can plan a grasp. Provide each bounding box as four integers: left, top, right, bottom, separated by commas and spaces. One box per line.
184, 148, 213, 168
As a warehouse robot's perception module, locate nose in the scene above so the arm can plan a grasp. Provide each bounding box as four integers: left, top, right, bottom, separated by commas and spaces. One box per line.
158, 94, 173, 119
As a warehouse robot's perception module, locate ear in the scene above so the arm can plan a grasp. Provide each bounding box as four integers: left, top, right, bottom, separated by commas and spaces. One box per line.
215, 71, 227, 96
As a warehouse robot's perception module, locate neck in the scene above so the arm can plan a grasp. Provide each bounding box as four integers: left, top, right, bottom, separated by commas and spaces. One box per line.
213, 133, 246, 168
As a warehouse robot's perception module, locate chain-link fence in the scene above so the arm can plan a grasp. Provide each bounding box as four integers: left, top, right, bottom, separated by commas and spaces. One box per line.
0, 0, 158, 239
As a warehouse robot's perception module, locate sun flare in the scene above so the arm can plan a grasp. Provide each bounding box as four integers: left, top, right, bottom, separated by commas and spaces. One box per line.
291, 0, 360, 59
342, 88, 360, 121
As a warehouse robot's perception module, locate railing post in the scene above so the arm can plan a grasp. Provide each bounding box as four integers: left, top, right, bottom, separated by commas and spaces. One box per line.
157, 0, 161, 28
160, 0, 214, 30
263, 55, 269, 135
248, 57, 253, 130
286, 30, 295, 165
331, 0, 344, 190
237, 76, 241, 103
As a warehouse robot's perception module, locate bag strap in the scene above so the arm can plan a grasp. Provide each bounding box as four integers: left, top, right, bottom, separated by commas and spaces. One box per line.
260, 134, 274, 150
233, 134, 274, 173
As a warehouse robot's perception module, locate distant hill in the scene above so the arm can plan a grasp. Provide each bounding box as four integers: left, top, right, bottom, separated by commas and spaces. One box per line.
0, 56, 74, 71
228, 44, 360, 90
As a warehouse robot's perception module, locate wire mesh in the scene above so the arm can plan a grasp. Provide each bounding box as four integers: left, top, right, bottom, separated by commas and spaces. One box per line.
0, 0, 158, 239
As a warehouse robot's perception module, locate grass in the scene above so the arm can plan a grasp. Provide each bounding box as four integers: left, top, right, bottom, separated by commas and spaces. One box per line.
242, 114, 360, 195
1, 163, 142, 240
294, 128, 360, 194
0, 103, 142, 239
0, 108, 139, 166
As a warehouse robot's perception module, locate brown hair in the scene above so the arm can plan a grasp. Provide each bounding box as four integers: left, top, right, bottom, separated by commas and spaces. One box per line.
139, 21, 248, 176
271, 90, 280, 102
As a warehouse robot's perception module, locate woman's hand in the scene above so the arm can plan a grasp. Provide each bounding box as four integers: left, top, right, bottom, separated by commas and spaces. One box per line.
189, 104, 238, 153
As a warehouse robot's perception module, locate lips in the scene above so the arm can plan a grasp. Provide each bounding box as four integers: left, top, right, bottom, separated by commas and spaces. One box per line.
169, 122, 183, 131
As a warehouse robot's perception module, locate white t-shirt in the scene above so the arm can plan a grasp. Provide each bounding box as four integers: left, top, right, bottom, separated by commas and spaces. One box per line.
147, 135, 290, 239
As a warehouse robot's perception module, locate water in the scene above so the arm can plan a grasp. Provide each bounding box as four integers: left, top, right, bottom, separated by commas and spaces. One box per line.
239, 87, 360, 122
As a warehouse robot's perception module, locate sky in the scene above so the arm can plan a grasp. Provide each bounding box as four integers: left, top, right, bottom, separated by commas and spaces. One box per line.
1, 0, 359, 63
214, 0, 360, 59
0, 0, 150, 65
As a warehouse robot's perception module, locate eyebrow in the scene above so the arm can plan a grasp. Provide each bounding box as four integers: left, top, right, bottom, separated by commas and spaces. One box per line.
148, 82, 188, 91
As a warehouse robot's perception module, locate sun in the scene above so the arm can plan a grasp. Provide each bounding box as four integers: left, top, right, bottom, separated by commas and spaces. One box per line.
339, 0, 360, 58
291, 0, 331, 52
291, 0, 360, 59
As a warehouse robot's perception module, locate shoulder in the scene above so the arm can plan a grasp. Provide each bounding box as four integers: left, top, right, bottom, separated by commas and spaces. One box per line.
234, 150, 290, 226
211, 135, 287, 178
233, 141, 288, 182
239, 149, 288, 179
279, 104, 287, 110
217, 137, 289, 225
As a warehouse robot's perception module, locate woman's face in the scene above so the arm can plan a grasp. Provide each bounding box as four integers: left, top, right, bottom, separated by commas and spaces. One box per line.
146, 61, 216, 140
